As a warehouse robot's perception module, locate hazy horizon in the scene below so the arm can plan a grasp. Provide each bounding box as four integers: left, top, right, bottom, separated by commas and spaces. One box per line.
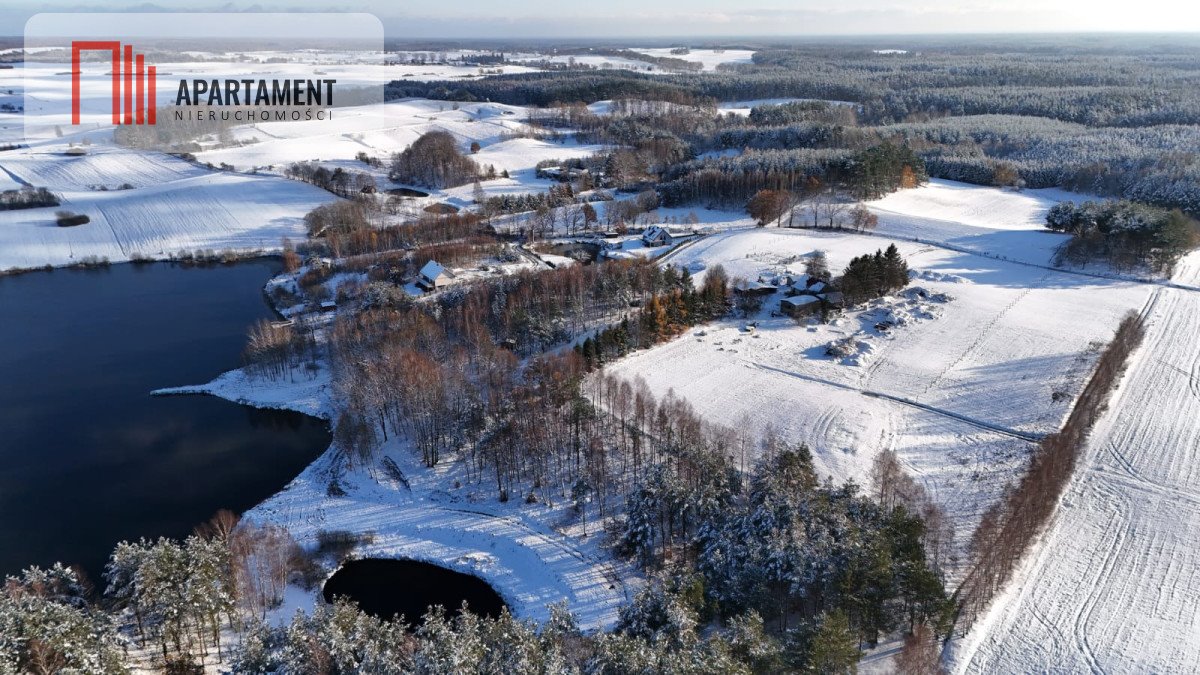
1, 1, 1199, 39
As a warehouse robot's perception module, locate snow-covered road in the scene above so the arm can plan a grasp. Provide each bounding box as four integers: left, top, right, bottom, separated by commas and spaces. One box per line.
956, 257, 1200, 672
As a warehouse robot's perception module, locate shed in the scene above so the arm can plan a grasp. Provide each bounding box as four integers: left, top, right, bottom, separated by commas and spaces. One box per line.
781, 295, 821, 317
820, 291, 845, 308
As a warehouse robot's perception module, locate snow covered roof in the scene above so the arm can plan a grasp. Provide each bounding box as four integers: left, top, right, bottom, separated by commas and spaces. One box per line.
809, 281, 827, 293
420, 259, 450, 280
642, 225, 672, 241
735, 280, 776, 293
781, 295, 820, 307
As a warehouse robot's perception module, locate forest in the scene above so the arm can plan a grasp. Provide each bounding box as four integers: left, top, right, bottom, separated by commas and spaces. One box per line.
1045, 200, 1199, 272
386, 39, 1200, 217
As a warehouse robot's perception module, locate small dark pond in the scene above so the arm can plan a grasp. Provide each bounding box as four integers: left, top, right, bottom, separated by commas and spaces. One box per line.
323, 558, 508, 623
386, 187, 430, 198
0, 260, 331, 580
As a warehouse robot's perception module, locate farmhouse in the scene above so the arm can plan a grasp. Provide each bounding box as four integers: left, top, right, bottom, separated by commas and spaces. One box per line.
781, 294, 821, 317
642, 225, 673, 247
417, 259, 455, 291
786, 275, 828, 296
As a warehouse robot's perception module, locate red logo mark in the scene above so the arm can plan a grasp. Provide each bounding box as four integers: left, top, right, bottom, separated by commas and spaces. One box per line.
71, 41, 156, 125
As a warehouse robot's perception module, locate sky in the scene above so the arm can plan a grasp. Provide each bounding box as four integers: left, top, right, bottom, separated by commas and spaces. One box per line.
3, 0, 1200, 38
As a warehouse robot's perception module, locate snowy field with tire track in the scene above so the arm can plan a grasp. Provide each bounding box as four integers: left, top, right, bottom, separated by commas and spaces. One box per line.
608, 184, 1157, 566
952, 254, 1200, 672
0, 145, 333, 270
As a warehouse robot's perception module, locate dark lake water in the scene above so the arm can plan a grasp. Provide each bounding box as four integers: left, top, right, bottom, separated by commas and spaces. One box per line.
0, 260, 331, 581
323, 558, 508, 624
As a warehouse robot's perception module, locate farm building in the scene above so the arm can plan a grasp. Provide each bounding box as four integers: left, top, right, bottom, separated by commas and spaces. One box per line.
733, 280, 777, 296
781, 294, 821, 317
821, 291, 845, 308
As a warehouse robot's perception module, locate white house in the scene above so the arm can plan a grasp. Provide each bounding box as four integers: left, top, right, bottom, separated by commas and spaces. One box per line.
417, 260, 454, 291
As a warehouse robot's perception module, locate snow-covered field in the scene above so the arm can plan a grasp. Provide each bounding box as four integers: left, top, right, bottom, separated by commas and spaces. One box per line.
952, 255, 1200, 672
191, 99, 559, 170
2, 74, 605, 271
608, 225, 1151, 556
633, 48, 756, 71
0, 144, 332, 270
865, 179, 1082, 266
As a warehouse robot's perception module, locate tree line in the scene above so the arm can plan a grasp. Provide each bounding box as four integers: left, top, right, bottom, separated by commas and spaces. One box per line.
658, 143, 926, 207
953, 312, 1145, 634
1046, 199, 1199, 273
576, 266, 729, 368
0, 186, 58, 211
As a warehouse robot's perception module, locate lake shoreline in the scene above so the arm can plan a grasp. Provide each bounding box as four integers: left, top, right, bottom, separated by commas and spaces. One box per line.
0, 259, 331, 578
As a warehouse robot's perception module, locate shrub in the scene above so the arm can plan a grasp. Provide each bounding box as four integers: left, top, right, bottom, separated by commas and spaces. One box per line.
55, 210, 89, 227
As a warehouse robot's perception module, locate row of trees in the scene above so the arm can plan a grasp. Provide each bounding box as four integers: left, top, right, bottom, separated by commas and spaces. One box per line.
954, 312, 1145, 632
658, 143, 926, 207
0, 186, 58, 210
285, 162, 377, 198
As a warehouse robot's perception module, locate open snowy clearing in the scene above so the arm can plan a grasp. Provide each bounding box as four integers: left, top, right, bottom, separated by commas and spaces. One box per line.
633, 48, 757, 71
157, 367, 632, 632
0, 144, 332, 270
191, 99, 543, 170
608, 225, 1152, 560
866, 178, 1084, 267
187, 99, 608, 206
952, 253, 1200, 672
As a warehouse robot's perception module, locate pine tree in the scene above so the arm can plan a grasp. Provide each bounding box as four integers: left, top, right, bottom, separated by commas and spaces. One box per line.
805, 610, 860, 674
882, 244, 909, 291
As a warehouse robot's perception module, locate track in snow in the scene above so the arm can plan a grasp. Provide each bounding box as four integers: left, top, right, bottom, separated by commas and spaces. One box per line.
749, 362, 1043, 443
955, 286, 1200, 673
